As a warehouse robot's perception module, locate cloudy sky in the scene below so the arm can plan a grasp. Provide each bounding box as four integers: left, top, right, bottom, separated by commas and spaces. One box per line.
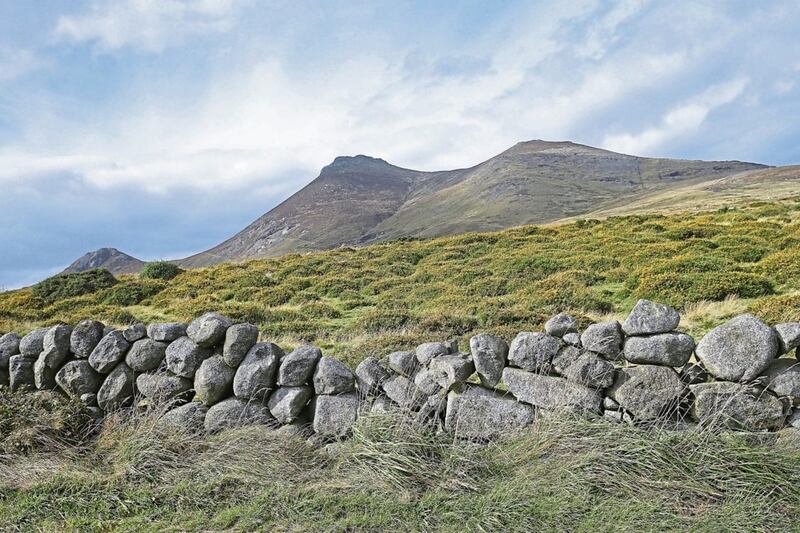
1, 0, 799, 288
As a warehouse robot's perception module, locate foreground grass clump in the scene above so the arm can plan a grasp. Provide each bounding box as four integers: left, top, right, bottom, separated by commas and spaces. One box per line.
1, 399, 800, 531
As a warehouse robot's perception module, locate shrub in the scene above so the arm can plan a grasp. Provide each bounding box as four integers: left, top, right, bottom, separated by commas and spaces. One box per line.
749, 294, 800, 324
139, 261, 183, 281
101, 279, 167, 306
636, 271, 774, 308
32, 269, 118, 304
756, 249, 800, 288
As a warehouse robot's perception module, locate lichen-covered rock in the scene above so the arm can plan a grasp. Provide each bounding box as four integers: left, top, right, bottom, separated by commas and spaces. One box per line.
165, 336, 211, 378
278, 346, 321, 386
561, 352, 615, 389
233, 342, 283, 400
42, 325, 72, 367
136, 371, 193, 403
223, 323, 259, 367
125, 338, 169, 372
19, 328, 48, 357
387, 350, 418, 377
161, 402, 209, 432
383, 375, 426, 409
551, 345, 584, 375
146, 322, 187, 342
97, 363, 135, 411
580, 321, 623, 359
562, 332, 581, 347
204, 397, 274, 433
9, 355, 36, 391
33, 355, 57, 390
679, 363, 708, 385
268, 386, 313, 424
622, 299, 680, 335
469, 334, 508, 387
775, 323, 800, 355
691, 381, 786, 431
445, 386, 535, 439
122, 323, 147, 343
502, 367, 602, 413
695, 314, 778, 382
55, 360, 103, 399
544, 314, 578, 338
312, 393, 359, 437
428, 354, 475, 390
313, 356, 355, 395
70, 320, 105, 358
355, 357, 390, 394
88, 331, 131, 374
187, 312, 231, 348
194, 355, 236, 406
609, 365, 685, 421
415, 342, 449, 365
623, 333, 695, 367
507, 332, 560, 372
0, 333, 21, 372
760, 359, 800, 404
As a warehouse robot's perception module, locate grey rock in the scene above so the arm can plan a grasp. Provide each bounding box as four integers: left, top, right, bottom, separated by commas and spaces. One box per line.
695, 314, 778, 382
187, 312, 231, 348
387, 350, 418, 377
136, 371, 193, 403
603, 396, 620, 411
788, 409, 800, 429
70, 320, 105, 358
33, 355, 57, 390
609, 365, 685, 421
80, 393, 98, 407
194, 355, 236, 406
446, 339, 459, 354
223, 323, 259, 367
445, 386, 535, 439
414, 368, 445, 396
42, 325, 72, 367
507, 332, 560, 372
562, 332, 581, 347
580, 321, 623, 359
355, 357, 390, 394
622, 299, 680, 335
370, 396, 394, 413
122, 323, 147, 343
165, 336, 211, 378
502, 367, 602, 413
97, 363, 135, 411
313, 356, 355, 395
278, 345, 321, 386
679, 363, 708, 385
233, 342, 283, 400
268, 386, 313, 424
562, 352, 615, 389
55, 360, 103, 399
161, 402, 209, 432
125, 338, 169, 372
9, 355, 35, 391
551, 345, 584, 375
88, 331, 131, 374
469, 333, 508, 387
760, 359, 800, 404
544, 314, 578, 338
19, 328, 48, 357
146, 322, 187, 342
204, 397, 274, 433
623, 333, 695, 367
428, 354, 475, 389
312, 393, 359, 437
0, 333, 21, 369
691, 381, 786, 431
383, 375, 426, 409
775, 323, 800, 355
416, 342, 449, 365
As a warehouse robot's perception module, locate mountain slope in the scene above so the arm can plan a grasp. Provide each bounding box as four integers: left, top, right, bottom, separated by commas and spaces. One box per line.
62, 248, 145, 275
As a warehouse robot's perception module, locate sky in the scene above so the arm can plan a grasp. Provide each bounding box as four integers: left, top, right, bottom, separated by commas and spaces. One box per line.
1, 0, 799, 289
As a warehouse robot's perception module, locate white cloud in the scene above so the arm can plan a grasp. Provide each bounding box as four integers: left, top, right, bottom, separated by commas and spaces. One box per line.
55, 0, 241, 52
0, 47, 40, 82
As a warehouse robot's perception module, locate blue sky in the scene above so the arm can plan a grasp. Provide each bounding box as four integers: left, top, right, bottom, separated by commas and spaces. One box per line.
1, 0, 799, 289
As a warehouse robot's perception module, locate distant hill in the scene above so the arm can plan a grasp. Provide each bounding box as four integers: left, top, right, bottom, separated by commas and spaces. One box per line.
62, 248, 144, 276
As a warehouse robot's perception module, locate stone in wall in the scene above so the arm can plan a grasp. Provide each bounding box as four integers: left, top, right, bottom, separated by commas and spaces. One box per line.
223, 323, 259, 367
622, 299, 680, 336
691, 381, 785, 431
233, 342, 283, 400
623, 333, 695, 367
445, 385, 535, 439
502, 367, 602, 414
187, 312, 230, 348
70, 320, 105, 358
695, 314, 778, 382
608, 366, 685, 421
469, 334, 507, 387
507, 332, 560, 373
311, 392, 359, 438
194, 355, 236, 406
88, 331, 131, 374
580, 321, 623, 359
278, 346, 321, 386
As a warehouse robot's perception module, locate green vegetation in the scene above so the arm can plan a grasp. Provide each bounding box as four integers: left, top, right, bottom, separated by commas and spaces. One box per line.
31, 268, 118, 305
139, 261, 184, 281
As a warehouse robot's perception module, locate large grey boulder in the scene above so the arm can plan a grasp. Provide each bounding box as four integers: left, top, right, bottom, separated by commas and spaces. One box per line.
165, 336, 211, 378
623, 333, 695, 367
125, 339, 169, 372
9, 355, 35, 391
19, 328, 48, 357
469, 334, 508, 387
775, 323, 800, 355
561, 352, 615, 389
0, 333, 21, 370
97, 363, 135, 411
41, 325, 72, 367
312, 393, 359, 438
355, 357, 390, 394
551, 345, 584, 375
445, 386, 535, 439
313, 356, 355, 395
146, 323, 187, 342
223, 323, 259, 367
122, 323, 147, 343
160, 402, 209, 432
622, 299, 680, 335
277, 346, 321, 386
507, 332, 560, 372
70, 320, 105, 358
55, 360, 103, 399
695, 314, 778, 382
233, 342, 283, 400
387, 350, 418, 377
136, 372, 193, 403
268, 386, 313, 424
88, 331, 131, 374
760, 359, 800, 404
608, 365, 685, 421
544, 314, 578, 338
33, 355, 57, 390
416, 342, 449, 365
691, 381, 786, 431
204, 397, 274, 433
502, 367, 602, 413
580, 321, 623, 359
187, 312, 231, 348
383, 375, 426, 409
194, 355, 236, 406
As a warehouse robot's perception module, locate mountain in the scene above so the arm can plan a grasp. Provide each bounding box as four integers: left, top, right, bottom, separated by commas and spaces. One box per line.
62, 248, 145, 276
178, 140, 767, 267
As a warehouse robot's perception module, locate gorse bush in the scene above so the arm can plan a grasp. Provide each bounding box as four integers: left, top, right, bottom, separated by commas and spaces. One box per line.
139, 261, 183, 281
32, 268, 118, 304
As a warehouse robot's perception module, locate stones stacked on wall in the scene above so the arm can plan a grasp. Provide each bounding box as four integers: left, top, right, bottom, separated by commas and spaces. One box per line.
1, 299, 800, 440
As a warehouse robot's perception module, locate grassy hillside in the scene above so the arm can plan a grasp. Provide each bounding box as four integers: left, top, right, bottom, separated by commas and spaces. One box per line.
2, 198, 799, 368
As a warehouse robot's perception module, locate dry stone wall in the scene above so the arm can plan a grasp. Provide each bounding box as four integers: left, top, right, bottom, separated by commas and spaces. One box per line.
1, 300, 800, 439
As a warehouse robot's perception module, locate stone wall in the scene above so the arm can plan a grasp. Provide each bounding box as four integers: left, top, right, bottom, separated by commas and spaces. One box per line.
1, 299, 799, 439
